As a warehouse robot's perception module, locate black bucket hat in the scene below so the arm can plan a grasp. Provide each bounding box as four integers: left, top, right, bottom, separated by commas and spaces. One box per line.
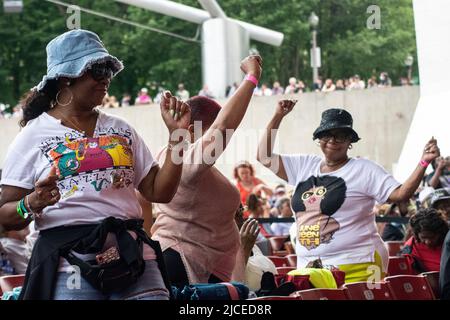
313, 108, 361, 143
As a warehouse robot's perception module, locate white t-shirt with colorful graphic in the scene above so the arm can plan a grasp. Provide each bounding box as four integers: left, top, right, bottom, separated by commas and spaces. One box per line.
1, 110, 157, 231
281, 154, 401, 271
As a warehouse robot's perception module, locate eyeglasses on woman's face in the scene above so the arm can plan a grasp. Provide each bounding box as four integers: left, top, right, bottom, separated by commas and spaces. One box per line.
88, 63, 114, 81
319, 131, 352, 144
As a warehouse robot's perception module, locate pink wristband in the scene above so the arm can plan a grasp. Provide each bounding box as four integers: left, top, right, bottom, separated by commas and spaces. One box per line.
245, 74, 258, 86
419, 160, 430, 168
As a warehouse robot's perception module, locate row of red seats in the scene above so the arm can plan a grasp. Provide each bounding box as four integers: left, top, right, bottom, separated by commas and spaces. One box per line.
1, 272, 440, 301
250, 273, 440, 300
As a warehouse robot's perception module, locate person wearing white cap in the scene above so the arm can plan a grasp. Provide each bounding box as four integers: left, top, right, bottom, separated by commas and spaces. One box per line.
135, 87, 152, 105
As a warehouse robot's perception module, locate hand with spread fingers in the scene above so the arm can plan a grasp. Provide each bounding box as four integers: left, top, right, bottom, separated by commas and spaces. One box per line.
29, 166, 61, 213
275, 99, 298, 117
240, 218, 260, 257
160, 90, 191, 135
421, 137, 440, 164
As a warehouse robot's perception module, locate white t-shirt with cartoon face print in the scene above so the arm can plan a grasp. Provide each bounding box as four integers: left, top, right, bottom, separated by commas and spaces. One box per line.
281, 154, 401, 271
1, 110, 157, 231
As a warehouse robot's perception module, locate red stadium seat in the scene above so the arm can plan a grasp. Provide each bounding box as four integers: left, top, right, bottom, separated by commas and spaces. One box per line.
344, 282, 396, 300
274, 267, 296, 287
267, 256, 288, 267
384, 275, 435, 300
284, 241, 295, 255
421, 271, 440, 299
276, 267, 296, 275
285, 274, 312, 291
387, 256, 414, 276
290, 288, 349, 300
269, 236, 289, 251
386, 241, 405, 256
0, 274, 25, 293
272, 250, 288, 257
286, 254, 297, 267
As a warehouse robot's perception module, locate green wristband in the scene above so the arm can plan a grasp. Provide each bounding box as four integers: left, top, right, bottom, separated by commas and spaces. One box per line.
16, 200, 25, 219
20, 198, 29, 214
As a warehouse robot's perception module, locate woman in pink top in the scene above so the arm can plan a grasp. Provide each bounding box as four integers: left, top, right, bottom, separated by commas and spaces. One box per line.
151, 55, 262, 286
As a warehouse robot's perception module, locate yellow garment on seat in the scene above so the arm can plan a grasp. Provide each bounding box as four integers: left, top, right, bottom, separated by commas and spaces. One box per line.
287, 268, 337, 289
338, 251, 385, 283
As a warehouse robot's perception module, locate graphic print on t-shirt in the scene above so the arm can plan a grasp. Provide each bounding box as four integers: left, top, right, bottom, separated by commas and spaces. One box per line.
39, 131, 134, 197
291, 175, 347, 250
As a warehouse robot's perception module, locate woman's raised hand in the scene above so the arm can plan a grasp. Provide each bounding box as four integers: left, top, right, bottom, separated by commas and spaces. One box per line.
275, 99, 298, 117
240, 55, 262, 81
160, 91, 191, 135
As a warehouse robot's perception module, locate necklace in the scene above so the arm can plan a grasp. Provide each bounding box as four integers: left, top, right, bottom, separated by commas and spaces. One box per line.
323, 157, 350, 170
53, 109, 97, 136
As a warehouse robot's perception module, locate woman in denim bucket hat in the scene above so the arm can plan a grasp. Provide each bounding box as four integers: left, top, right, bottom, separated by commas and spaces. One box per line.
257, 102, 441, 283
0, 29, 191, 300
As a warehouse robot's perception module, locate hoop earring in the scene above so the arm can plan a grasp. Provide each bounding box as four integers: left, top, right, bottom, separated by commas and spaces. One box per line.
349, 144, 353, 150
56, 87, 73, 107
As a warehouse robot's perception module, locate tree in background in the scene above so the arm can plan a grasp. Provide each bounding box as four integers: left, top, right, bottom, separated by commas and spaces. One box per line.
0, 0, 417, 108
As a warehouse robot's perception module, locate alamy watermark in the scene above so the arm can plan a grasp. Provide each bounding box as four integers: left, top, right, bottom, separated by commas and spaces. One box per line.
367, 5, 381, 30
66, 5, 81, 30
167, 122, 281, 172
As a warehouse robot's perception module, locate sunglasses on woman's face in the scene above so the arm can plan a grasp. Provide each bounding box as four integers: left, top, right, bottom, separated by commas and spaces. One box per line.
319, 131, 351, 143
88, 63, 114, 81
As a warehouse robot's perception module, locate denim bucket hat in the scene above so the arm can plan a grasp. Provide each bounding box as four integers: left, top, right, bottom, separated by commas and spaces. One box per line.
312, 108, 361, 143
35, 29, 124, 92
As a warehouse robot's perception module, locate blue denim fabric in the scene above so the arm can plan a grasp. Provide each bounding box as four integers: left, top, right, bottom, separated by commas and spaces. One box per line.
52, 260, 169, 300
36, 29, 123, 91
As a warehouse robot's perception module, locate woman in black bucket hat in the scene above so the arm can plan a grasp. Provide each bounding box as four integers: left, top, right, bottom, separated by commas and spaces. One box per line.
257, 100, 440, 283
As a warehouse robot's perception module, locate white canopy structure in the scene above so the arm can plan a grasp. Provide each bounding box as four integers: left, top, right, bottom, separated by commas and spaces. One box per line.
394, 0, 450, 181
114, 0, 284, 98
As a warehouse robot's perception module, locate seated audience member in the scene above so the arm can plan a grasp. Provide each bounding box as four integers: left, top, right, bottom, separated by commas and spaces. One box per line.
247, 194, 272, 240
234, 161, 273, 218
381, 200, 416, 241
429, 188, 450, 219
232, 206, 278, 292
271, 197, 294, 236
401, 208, 449, 273
0, 226, 30, 275
269, 184, 287, 208
426, 156, 450, 189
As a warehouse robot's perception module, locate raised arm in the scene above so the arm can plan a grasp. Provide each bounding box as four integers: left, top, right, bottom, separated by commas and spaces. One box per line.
257, 99, 297, 181
138, 92, 191, 203
388, 137, 440, 203
428, 157, 445, 188
200, 55, 262, 161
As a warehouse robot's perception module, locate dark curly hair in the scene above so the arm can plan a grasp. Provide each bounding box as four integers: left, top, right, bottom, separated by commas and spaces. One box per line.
246, 193, 261, 212
19, 80, 59, 127
409, 208, 449, 244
